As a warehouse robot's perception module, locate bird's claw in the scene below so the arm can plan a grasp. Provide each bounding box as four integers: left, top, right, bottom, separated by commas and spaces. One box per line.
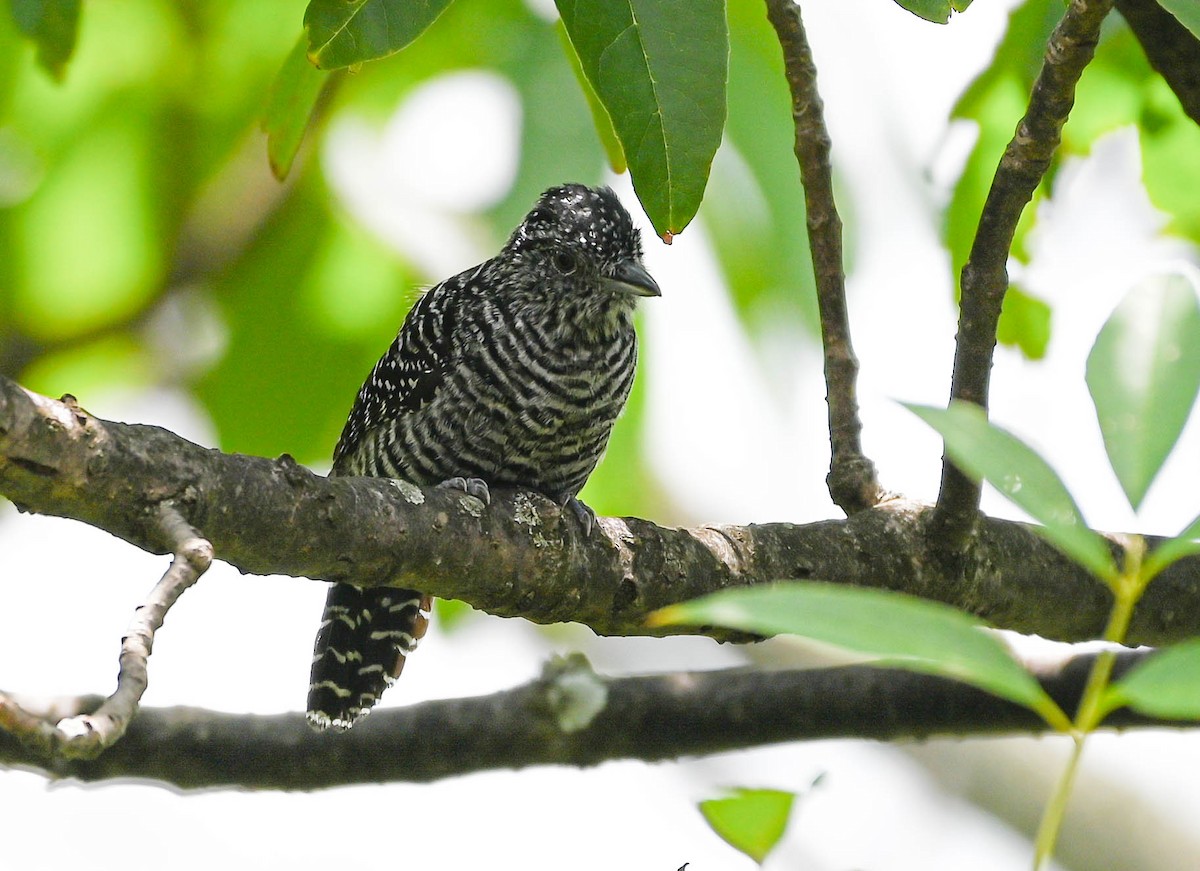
439, 476, 491, 504
562, 496, 596, 537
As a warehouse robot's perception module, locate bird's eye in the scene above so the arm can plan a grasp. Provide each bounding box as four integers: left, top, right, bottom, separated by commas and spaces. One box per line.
552, 252, 577, 275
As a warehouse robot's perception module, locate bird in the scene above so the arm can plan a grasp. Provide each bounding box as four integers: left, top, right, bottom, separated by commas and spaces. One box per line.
306, 183, 661, 732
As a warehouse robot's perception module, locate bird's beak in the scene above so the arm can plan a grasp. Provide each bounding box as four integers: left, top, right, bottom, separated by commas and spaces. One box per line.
606, 260, 661, 297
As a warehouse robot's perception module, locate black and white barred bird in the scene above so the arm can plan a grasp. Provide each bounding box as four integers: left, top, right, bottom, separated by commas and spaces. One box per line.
307, 183, 660, 731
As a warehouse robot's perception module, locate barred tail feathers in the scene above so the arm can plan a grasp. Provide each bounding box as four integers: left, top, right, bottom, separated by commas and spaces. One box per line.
307, 583, 431, 732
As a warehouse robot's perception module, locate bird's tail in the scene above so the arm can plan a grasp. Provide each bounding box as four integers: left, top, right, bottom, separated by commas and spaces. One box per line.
307, 582, 431, 732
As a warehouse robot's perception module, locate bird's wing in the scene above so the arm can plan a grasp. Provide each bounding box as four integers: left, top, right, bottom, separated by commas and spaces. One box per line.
331, 274, 464, 472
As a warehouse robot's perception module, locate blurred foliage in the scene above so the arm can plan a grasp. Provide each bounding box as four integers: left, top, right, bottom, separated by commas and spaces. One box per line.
0, 0, 677, 523
945, 0, 1200, 360
1, 0, 1195, 512
9, 0, 79, 81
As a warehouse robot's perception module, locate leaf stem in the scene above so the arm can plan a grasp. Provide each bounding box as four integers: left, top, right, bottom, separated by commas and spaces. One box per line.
1033, 734, 1087, 869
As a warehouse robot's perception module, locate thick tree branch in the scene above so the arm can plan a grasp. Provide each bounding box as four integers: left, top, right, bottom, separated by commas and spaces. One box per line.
764, 0, 883, 515
4, 376, 1200, 646
933, 0, 1115, 554
0, 649, 1173, 791
1116, 0, 1200, 126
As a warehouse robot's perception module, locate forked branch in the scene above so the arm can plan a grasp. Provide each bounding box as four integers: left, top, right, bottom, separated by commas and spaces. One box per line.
0, 503, 211, 760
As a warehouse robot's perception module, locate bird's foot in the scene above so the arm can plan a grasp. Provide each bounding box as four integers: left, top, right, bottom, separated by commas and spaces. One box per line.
561, 495, 596, 537
438, 476, 491, 504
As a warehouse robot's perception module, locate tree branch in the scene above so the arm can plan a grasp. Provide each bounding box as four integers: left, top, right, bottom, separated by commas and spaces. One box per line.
5, 376, 1200, 647
1116, 0, 1200, 126
0, 503, 211, 759
0, 649, 1173, 791
763, 0, 883, 515
933, 0, 1115, 554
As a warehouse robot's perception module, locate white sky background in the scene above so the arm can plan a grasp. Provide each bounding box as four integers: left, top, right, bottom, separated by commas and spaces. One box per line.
5, 0, 1200, 868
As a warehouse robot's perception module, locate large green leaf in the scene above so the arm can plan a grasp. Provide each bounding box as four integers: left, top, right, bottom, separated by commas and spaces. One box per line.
652, 582, 1067, 726
1158, 0, 1200, 39
700, 788, 795, 864
304, 0, 455, 70
1086, 272, 1200, 512
909, 402, 1118, 582
556, 21, 624, 173
1106, 639, 1200, 720
555, 0, 728, 238
262, 33, 331, 180
10, 0, 80, 80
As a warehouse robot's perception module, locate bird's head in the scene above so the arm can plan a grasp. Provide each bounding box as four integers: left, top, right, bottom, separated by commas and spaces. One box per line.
502, 184, 660, 328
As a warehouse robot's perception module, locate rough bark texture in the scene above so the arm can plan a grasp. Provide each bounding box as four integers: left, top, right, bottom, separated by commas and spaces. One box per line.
0, 649, 1170, 791
4, 376, 1200, 647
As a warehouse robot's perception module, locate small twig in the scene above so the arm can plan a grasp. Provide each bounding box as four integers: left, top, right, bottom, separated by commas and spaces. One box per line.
53, 504, 212, 759
932, 0, 1115, 555
764, 0, 883, 514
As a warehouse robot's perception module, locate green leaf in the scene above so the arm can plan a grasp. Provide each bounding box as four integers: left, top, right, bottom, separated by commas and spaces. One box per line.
997, 284, 1052, 360
1106, 639, 1200, 720
1158, 0, 1200, 39
556, 21, 625, 173
1144, 510, 1200, 580
555, 0, 728, 238
653, 582, 1066, 725
304, 0, 455, 70
1086, 272, 1200, 512
700, 788, 795, 864
10, 0, 79, 80
892, 0, 953, 23
262, 33, 331, 180
909, 402, 1118, 582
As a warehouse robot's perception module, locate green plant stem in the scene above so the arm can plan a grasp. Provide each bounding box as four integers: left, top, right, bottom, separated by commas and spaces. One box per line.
1033, 734, 1086, 869
1031, 540, 1151, 868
